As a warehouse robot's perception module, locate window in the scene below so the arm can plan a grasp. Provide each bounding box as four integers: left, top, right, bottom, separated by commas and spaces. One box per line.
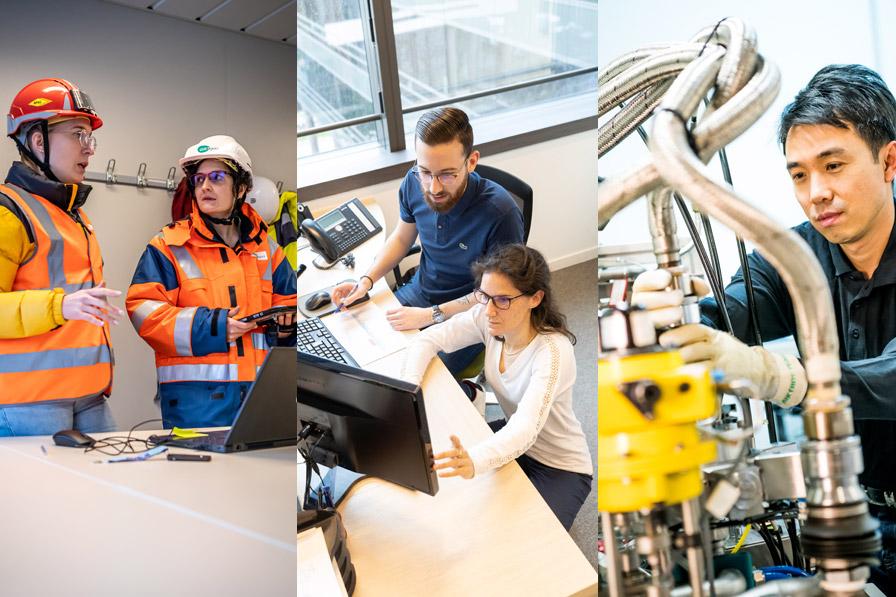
392, 0, 597, 135
298, 0, 383, 158
298, 0, 597, 190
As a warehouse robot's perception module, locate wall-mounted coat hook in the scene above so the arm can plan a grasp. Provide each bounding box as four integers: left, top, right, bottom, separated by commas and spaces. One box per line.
136, 163, 148, 188
106, 159, 117, 184
166, 167, 177, 191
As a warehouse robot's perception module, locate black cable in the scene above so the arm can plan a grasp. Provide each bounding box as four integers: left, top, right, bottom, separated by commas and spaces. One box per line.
786, 518, 804, 571
714, 144, 780, 442
721, 143, 763, 346
84, 418, 164, 456
708, 507, 800, 530
757, 525, 783, 566
771, 525, 791, 567
700, 213, 727, 307
298, 433, 333, 510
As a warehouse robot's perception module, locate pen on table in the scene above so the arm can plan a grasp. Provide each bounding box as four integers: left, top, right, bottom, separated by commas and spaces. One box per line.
335, 282, 359, 313
102, 445, 168, 464
297, 263, 307, 278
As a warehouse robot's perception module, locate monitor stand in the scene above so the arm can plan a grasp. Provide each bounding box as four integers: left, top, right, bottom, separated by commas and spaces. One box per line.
305, 466, 367, 509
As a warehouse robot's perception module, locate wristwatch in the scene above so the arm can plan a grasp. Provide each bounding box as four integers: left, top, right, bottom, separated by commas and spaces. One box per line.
431, 305, 446, 324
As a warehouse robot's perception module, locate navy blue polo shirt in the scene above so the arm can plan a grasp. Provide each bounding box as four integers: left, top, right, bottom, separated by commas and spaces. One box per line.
398, 168, 524, 306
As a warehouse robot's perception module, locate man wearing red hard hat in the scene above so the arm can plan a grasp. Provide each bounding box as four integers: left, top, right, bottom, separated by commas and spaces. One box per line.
0, 78, 125, 436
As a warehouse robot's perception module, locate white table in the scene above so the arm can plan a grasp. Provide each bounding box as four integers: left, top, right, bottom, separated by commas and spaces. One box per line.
0, 431, 295, 596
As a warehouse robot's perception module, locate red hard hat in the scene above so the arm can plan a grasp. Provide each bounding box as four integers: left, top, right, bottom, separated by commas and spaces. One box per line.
7, 78, 103, 138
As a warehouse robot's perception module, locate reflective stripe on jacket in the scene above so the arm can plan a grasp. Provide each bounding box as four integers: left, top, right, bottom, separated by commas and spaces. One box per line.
0, 183, 113, 404
126, 200, 296, 425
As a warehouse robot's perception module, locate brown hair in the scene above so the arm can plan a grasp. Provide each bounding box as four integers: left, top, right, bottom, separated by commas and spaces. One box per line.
415, 107, 474, 156
472, 244, 576, 345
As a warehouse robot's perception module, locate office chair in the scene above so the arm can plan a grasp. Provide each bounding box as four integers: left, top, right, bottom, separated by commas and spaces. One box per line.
391, 164, 534, 288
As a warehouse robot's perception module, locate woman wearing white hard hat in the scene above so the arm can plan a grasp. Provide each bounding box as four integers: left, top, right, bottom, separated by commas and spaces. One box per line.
125, 135, 297, 428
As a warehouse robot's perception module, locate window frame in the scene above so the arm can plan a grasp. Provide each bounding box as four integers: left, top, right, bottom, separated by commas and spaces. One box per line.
298, 0, 598, 199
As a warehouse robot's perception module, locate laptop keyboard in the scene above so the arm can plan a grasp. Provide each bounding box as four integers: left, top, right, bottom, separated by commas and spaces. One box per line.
297, 317, 359, 367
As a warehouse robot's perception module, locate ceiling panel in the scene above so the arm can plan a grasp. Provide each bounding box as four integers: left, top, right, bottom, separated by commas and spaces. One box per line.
151, 0, 224, 20
101, 0, 296, 46
246, 2, 296, 43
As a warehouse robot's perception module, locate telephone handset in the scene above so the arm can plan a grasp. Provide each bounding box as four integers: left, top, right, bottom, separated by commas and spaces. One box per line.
299, 198, 382, 269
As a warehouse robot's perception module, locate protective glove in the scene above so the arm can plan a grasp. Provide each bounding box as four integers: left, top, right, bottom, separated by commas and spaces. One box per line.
659, 323, 807, 408
630, 269, 711, 328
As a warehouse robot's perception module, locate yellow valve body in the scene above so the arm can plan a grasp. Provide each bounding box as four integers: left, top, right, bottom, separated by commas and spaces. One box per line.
598, 349, 717, 512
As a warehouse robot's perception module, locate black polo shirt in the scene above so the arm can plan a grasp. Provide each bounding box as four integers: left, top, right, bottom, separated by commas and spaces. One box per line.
700, 209, 896, 490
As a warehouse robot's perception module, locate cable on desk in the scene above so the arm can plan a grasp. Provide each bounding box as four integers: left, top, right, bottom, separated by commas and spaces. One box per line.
299, 426, 333, 509
84, 418, 163, 456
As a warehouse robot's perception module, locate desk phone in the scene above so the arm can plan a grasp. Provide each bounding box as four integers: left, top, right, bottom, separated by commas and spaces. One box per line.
300, 198, 382, 264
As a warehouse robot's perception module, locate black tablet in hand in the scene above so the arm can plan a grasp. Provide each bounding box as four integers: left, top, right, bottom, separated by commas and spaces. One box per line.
238, 305, 294, 324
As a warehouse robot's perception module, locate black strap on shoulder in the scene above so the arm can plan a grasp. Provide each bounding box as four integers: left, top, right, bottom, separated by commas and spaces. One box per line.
0, 191, 35, 244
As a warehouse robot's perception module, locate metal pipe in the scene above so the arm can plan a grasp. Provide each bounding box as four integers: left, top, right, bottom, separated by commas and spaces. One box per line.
648, 68, 843, 399
601, 512, 624, 597
691, 19, 758, 108
599, 47, 716, 115
598, 54, 779, 228
600, 43, 681, 86
648, 187, 680, 267
599, 78, 674, 155
670, 569, 747, 597
681, 498, 707, 597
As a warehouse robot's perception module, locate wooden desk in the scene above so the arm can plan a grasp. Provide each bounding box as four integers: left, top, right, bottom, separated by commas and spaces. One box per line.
298, 200, 598, 595
0, 431, 295, 596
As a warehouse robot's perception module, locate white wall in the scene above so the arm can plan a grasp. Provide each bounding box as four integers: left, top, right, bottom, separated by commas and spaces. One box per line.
305, 129, 598, 271
0, 0, 295, 428
598, 0, 881, 283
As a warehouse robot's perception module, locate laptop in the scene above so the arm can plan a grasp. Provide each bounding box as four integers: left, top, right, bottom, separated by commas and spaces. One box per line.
154, 347, 296, 453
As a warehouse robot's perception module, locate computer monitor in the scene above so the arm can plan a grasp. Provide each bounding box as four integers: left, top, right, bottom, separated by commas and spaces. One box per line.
297, 352, 439, 507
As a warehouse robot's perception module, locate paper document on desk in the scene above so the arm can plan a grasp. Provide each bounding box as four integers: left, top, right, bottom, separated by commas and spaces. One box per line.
298, 526, 349, 597
324, 302, 409, 367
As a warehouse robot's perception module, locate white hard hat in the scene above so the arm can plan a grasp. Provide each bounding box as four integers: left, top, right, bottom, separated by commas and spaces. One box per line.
179, 134, 252, 176
245, 176, 279, 224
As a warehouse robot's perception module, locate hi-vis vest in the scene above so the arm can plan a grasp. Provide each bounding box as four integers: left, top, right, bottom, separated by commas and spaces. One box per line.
269, 191, 298, 271
127, 203, 287, 387
0, 183, 112, 404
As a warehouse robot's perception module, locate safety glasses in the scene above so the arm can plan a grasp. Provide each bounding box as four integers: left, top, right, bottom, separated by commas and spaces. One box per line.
190, 170, 231, 187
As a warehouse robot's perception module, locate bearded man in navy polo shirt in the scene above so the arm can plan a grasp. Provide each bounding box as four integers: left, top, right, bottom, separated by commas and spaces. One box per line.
332, 107, 524, 376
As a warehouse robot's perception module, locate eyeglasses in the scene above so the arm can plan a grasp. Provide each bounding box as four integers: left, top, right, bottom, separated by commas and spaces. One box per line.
473, 288, 526, 310
412, 156, 469, 186
190, 170, 231, 187
57, 129, 97, 151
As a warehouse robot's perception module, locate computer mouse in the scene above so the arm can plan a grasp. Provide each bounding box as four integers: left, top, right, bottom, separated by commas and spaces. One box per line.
305, 290, 332, 311
52, 429, 96, 448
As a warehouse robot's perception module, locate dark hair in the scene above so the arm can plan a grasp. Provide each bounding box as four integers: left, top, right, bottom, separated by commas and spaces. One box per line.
472, 244, 576, 345
778, 64, 896, 158
415, 107, 473, 156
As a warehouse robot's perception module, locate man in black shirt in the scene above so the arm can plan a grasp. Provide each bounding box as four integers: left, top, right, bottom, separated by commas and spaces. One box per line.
633, 64, 896, 591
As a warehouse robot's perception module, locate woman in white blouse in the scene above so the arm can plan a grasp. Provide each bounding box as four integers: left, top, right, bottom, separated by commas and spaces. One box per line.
402, 244, 592, 530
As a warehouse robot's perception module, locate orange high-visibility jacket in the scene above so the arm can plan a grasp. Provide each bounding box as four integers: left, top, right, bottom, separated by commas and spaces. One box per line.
126, 201, 295, 417
0, 182, 113, 404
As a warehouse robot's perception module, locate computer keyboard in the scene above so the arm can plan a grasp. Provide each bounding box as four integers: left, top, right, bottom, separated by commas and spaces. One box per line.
297, 316, 359, 367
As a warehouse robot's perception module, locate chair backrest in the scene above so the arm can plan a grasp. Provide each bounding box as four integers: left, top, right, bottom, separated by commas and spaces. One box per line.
475, 164, 533, 244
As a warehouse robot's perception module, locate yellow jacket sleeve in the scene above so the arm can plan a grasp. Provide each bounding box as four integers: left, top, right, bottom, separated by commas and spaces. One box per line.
0, 206, 66, 339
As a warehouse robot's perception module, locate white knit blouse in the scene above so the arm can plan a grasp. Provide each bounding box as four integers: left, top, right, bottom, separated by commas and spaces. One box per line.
402, 304, 593, 476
